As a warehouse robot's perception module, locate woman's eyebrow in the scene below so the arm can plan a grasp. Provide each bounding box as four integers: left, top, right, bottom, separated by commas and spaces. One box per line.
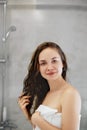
39, 59, 46, 62
39, 57, 60, 62
52, 57, 60, 60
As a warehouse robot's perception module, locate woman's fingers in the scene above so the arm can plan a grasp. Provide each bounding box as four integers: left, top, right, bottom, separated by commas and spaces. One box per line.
21, 98, 29, 106
18, 95, 31, 110
19, 92, 31, 98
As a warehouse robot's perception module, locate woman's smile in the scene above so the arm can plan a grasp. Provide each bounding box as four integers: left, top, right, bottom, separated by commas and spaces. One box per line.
46, 71, 57, 76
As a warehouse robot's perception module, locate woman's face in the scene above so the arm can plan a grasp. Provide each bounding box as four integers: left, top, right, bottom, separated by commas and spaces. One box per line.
39, 47, 63, 81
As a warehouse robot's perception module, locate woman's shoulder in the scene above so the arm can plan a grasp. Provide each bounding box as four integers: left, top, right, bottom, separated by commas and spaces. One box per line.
61, 84, 81, 114
64, 83, 80, 94
62, 83, 81, 103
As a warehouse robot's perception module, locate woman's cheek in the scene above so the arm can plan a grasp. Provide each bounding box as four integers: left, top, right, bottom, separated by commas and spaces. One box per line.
40, 68, 45, 76
58, 67, 63, 74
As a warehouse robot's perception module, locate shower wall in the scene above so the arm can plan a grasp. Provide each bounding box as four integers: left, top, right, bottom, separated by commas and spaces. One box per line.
0, 0, 87, 130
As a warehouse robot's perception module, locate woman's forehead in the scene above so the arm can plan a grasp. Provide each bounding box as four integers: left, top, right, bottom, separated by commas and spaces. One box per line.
39, 48, 61, 61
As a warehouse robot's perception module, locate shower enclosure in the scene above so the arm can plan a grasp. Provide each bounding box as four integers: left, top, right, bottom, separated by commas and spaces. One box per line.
0, 0, 17, 129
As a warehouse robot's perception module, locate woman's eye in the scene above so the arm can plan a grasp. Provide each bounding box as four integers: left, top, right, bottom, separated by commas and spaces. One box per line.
52, 60, 57, 63
39, 62, 46, 66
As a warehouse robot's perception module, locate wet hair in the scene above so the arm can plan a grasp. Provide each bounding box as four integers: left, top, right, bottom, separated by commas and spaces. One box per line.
23, 42, 68, 117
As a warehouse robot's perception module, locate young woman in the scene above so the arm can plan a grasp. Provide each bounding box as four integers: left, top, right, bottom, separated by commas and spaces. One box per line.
18, 42, 81, 130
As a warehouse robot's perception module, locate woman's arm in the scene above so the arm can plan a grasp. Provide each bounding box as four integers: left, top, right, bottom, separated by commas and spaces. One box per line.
61, 88, 81, 130
18, 93, 32, 124
31, 88, 81, 130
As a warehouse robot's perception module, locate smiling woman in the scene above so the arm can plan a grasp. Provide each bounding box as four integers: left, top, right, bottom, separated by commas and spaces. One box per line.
18, 42, 81, 130
39, 47, 63, 81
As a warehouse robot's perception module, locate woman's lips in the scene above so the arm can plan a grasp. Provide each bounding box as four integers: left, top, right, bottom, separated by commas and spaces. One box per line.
46, 72, 56, 75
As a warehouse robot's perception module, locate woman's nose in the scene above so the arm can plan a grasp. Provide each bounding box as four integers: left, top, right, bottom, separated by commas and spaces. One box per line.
47, 63, 53, 70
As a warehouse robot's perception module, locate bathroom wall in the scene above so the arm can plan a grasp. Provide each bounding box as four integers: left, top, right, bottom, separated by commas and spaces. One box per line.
0, 0, 87, 130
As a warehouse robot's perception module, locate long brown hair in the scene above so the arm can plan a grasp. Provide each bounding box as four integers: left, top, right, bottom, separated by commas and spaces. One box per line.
23, 42, 68, 117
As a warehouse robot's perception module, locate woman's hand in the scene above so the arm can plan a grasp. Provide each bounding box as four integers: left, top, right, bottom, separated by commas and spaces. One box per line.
31, 111, 41, 126
18, 93, 31, 120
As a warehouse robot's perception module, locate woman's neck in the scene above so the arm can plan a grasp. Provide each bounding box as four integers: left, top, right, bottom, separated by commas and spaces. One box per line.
48, 77, 67, 92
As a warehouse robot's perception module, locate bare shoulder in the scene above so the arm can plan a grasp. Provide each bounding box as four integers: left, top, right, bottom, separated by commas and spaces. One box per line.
63, 84, 81, 99
61, 84, 81, 113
